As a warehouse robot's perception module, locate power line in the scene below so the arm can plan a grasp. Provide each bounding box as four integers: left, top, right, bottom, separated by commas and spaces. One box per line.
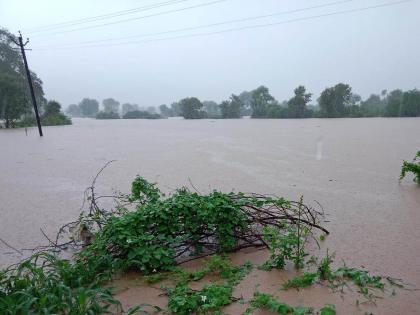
32, 0, 413, 51
33, 0, 356, 48
24, 0, 193, 33
29, 0, 228, 38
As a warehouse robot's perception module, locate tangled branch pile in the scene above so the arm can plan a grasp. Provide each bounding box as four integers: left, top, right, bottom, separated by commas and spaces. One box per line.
74, 175, 328, 274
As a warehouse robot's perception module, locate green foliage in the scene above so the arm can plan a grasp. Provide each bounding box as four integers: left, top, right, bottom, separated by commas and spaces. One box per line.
334, 266, 385, 297
203, 100, 221, 119
320, 304, 336, 315
0, 28, 46, 128
166, 283, 233, 315
79, 98, 99, 117
261, 223, 309, 270
400, 89, 420, 117
318, 83, 352, 118
83, 177, 254, 274
245, 292, 313, 315
317, 251, 335, 281
123, 110, 161, 119
179, 97, 206, 119
18, 100, 72, 127
96, 111, 120, 119
400, 151, 420, 184
219, 94, 243, 118
287, 86, 312, 118
164, 256, 252, 315
282, 272, 318, 289
0, 252, 121, 314
250, 86, 276, 118
102, 98, 120, 113
0, 72, 26, 128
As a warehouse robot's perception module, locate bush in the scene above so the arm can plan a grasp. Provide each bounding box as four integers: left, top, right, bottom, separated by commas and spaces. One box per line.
122, 110, 161, 119
400, 151, 420, 184
96, 111, 120, 119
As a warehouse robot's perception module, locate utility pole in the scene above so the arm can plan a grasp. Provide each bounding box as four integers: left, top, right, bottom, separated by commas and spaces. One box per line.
15, 31, 43, 137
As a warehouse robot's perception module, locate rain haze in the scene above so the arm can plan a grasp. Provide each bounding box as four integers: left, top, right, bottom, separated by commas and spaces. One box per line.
1, 0, 419, 107
1, 1, 420, 314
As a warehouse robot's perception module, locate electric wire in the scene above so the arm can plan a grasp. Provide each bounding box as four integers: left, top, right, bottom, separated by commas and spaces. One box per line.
32, 0, 356, 48
31, 0, 413, 51
29, 0, 228, 38
24, 0, 194, 33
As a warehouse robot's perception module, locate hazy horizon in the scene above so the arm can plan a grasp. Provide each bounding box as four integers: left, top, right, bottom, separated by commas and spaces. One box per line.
1, 0, 419, 107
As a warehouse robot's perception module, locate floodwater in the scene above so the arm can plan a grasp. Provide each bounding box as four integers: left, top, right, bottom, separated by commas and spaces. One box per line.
1, 117, 419, 314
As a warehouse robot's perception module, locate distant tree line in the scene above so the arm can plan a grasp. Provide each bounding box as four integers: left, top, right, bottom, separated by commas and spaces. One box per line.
0, 28, 71, 128
172, 84, 420, 120
66, 98, 161, 119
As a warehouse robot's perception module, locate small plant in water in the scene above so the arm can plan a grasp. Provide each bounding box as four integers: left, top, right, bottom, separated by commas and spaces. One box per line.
400, 151, 420, 184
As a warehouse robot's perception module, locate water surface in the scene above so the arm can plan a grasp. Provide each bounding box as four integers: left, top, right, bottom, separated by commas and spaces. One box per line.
1, 117, 419, 313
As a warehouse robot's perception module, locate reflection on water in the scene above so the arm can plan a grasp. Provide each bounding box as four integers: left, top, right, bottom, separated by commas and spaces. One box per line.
1, 117, 419, 313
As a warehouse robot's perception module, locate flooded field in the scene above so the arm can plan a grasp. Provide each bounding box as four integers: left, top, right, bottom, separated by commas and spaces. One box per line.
1, 117, 420, 314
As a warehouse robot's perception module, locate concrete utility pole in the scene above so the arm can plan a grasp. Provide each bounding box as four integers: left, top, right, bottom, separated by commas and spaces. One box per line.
15, 31, 43, 137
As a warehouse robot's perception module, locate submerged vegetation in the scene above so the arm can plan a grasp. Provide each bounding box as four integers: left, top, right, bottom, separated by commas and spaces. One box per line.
0, 171, 408, 314
400, 151, 420, 184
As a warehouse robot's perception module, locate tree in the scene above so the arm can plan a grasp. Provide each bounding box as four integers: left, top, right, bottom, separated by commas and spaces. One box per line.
66, 104, 81, 117
79, 98, 99, 117
400, 89, 420, 117
147, 106, 156, 114
360, 94, 385, 117
159, 104, 173, 117
384, 89, 403, 117
287, 86, 312, 118
44, 100, 61, 115
0, 28, 46, 127
203, 101, 220, 118
122, 103, 139, 116
318, 83, 352, 117
0, 72, 26, 128
170, 102, 181, 116
238, 91, 253, 116
179, 97, 206, 119
102, 98, 120, 113
42, 100, 71, 126
250, 86, 275, 118
219, 94, 243, 118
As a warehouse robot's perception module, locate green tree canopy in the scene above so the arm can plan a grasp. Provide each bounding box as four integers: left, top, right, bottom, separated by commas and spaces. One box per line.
122, 103, 139, 116
0, 28, 46, 127
179, 97, 206, 119
79, 98, 99, 117
0, 72, 26, 128
384, 89, 403, 117
400, 89, 420, 117
203, 101, 220, 118
102, 98, 120, 113
318, 83, 352, 118
287, 86, 312, 118
360, 94, 385, 117
220, 94, 243, 119
250, 86, 276, 118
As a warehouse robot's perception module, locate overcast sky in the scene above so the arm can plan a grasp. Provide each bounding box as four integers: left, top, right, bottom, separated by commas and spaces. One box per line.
1, 0, 419, 107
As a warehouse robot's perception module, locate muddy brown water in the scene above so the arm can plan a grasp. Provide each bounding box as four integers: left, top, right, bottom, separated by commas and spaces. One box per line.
1, 117, 419, 314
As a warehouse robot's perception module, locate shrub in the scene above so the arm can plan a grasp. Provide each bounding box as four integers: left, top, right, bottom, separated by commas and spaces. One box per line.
400, 151, 420, 184
96, 111, 120, 119
122, 110, 161, 119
